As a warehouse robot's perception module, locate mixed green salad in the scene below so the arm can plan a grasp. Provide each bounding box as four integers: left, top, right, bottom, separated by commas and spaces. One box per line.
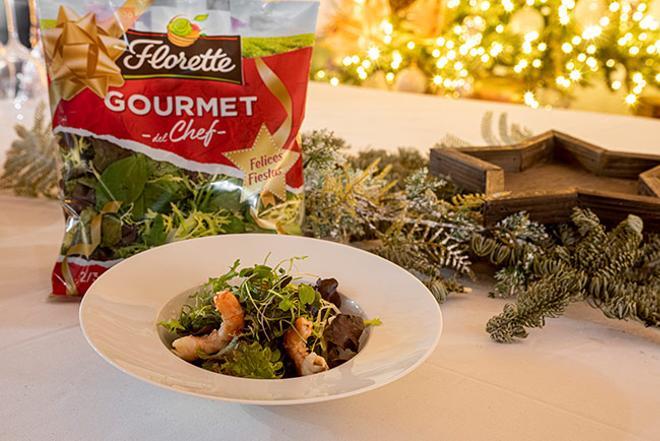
60, 136, 303, 264
160, 258, 381, 379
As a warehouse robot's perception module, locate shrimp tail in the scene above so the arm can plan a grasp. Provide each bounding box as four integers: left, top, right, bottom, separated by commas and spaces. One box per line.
171, 290, 244, 361
284, 317, 329, 376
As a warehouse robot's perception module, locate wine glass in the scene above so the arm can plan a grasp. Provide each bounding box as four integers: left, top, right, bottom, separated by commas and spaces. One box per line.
22, 0, 47, 100
0, 0, 47, 101
0, 0, 48, 164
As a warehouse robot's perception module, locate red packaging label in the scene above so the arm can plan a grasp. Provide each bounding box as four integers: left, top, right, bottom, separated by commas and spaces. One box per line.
40, 3, 318, 297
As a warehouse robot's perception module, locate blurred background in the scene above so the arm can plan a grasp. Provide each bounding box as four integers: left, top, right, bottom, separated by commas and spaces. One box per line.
313, 0, 659, 116
0, 0, 29, 46
0, 0, 658, 117
0, 0, 45, 124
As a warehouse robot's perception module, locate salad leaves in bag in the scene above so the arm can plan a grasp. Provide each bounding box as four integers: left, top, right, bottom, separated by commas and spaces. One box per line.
37, 0, 319, 296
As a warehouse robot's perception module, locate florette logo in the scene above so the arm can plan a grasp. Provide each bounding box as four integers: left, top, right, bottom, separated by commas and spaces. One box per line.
167, 15, 204, 47
116, 14, 243, 85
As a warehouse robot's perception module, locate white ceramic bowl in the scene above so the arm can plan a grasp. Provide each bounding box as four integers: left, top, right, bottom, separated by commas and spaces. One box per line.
80, 234, 442, 405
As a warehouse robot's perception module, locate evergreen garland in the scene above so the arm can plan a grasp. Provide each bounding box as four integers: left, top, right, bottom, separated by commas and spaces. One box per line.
2, 118, 658, 342
301, 130, 660, 339
302, 130, 484, 301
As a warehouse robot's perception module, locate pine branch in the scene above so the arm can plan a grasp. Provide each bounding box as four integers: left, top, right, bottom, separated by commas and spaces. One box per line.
374, 217, 474, 302
435, 133, 471, 148
301, 131, 484, 300
498, 113, 512, 144
348, 147, 427, 188
478, 111, 534, 145
481, 112, 497, 145
470, 212, 552, 297
437, 111, 533, 149
301, 129, 348, 174
486, 208, 660, 342
486, 269, 582, 343
0, 102, 59, 198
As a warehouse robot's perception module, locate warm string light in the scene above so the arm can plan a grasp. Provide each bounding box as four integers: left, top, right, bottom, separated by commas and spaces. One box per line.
524, 91, 540, 108
315, 0, 659, 108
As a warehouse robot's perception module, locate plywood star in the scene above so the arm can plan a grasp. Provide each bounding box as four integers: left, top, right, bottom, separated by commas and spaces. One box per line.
430, 130, 660, 231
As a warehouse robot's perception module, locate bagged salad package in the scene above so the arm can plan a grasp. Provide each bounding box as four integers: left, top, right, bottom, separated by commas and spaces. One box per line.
37, 0, 319, 296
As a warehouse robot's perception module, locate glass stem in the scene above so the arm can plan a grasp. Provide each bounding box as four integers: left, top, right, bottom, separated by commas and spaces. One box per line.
28, 0, 38, 48
4, 0, 19, 43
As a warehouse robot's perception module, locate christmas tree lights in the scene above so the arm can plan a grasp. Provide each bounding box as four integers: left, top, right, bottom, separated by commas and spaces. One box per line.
314, 0, 659, 108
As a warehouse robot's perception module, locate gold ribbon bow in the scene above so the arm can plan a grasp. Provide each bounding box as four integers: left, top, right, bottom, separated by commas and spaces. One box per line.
224, 58, 300, 207
42, 1, 153, 102
42, 6, 127, 101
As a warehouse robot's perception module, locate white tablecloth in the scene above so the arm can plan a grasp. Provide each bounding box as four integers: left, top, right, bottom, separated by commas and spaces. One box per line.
1, 83, 660, 441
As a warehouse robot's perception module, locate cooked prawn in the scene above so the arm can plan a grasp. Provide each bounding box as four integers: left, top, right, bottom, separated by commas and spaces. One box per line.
171, 290, 245, 361
284, 317, 329, 376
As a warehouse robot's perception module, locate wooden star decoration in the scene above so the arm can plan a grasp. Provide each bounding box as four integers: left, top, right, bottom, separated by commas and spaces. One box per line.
430, 130, 660, 232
